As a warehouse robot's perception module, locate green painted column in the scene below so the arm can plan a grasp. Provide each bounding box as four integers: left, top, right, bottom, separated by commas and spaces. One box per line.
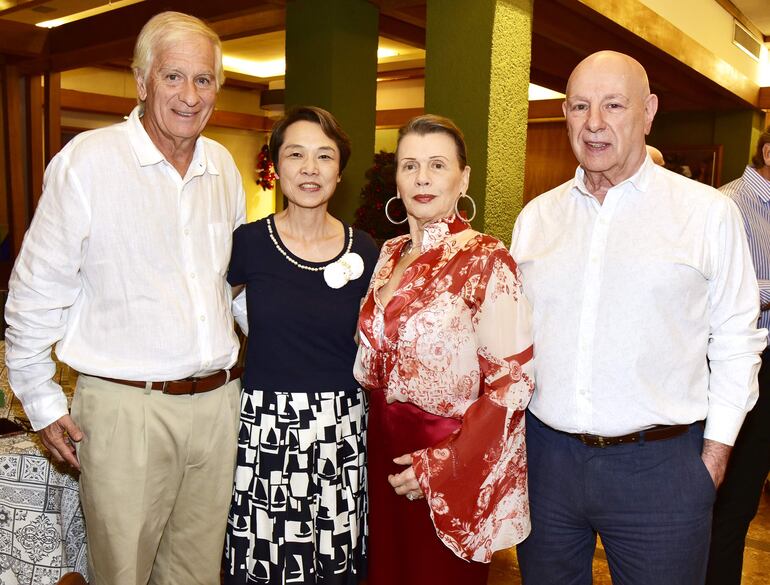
424, 0, 533, 245
714, 110, 762, 183
284, 0, 379, 223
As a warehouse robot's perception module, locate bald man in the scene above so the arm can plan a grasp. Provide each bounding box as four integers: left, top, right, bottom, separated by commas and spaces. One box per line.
511, 51, 765, 585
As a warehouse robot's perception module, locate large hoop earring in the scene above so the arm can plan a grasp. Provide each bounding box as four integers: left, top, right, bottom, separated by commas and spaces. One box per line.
455, 193, 477, 223
385, 196, 408, 225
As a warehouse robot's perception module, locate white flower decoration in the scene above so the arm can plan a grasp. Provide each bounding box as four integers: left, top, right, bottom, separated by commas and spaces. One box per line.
323, 252, 364, 289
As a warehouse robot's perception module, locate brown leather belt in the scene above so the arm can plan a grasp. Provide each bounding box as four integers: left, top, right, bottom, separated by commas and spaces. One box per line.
95, 367, 243, 396
567, 423, 692, 448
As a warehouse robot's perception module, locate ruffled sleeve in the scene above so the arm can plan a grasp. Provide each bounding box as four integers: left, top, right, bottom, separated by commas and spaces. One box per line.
411, 246, 534, 562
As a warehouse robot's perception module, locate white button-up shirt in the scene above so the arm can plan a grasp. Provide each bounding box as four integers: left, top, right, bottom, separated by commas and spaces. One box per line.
511, 157, 766, 445
5, 107, 246, 430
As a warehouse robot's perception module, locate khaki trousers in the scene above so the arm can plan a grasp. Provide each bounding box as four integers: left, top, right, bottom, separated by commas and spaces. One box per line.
71, 374, 241, 585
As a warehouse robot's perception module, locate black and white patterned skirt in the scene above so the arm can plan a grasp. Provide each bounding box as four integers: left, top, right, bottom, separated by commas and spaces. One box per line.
224, 388, 368, 585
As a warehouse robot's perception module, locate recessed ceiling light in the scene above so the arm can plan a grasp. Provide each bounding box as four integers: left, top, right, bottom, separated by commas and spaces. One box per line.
528, 83, 565, 101
223, 56, 286, 79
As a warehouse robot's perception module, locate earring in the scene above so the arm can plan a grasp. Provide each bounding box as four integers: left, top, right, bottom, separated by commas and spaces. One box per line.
385, 196, 408, 225
455, 193, 477, 222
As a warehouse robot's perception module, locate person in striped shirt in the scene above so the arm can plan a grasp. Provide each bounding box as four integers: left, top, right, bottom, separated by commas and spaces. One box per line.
707, 128, 770, 585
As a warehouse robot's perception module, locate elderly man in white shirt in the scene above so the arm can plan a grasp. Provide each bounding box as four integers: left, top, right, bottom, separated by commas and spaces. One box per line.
510, 50, 766, 585
4, 12, 245, 585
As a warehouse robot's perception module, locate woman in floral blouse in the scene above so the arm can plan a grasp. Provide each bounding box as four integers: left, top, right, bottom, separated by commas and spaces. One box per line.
354, 115, 534, 585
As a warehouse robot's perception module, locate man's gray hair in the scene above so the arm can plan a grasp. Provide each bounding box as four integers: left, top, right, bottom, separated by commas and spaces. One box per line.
132, 11, 224, 91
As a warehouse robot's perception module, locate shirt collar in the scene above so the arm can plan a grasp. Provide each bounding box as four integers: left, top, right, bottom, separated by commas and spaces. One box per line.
420, 214, 471, 251
572, 155, 654, 199
126, 106, 219, 176
740, 165, 770, 204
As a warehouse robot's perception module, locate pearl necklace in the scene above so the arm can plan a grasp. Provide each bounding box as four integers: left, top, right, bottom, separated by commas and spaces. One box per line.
266, 215, 353, 272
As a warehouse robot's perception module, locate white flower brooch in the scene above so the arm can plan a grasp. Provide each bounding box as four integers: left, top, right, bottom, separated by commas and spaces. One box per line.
323, 252, 364, 289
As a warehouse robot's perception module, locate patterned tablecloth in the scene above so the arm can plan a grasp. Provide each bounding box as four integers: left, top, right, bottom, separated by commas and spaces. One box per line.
0, 343, 88, 585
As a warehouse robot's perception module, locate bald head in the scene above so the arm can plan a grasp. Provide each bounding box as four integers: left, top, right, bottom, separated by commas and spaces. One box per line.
562, 50, 659, 196
567, 51, 651, 101
646, 145, 665, 166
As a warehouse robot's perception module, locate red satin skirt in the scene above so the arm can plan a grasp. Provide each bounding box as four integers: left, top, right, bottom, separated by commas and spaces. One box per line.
366, 389, 491, 585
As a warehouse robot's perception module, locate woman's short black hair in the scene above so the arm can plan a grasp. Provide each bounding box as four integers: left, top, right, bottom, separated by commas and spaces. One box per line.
269, 106, 352, 173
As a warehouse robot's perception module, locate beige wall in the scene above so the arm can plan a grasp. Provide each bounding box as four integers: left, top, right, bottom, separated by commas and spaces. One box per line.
203, 126, 274, 222
376, 78, 424, 110
61, 67, 269, 116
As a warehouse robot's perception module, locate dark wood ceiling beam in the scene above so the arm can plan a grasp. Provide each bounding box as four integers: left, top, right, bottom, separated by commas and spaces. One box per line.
0, 20, 48, 57
530, 30, 720, 112
528, 99, 564, 120
14, 1, 286, 75
208, 7, 285, 41
379, 14, 425, 48
377, 67, 424, 82
59, 88, 273, 131
376, 0, 426, 28
532, 0, 753, 111
759, 87, 770, 111
47, 0, 283, 54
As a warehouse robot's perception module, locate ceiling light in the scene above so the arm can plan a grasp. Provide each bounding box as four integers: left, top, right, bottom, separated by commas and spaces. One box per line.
36, 0, 145, 28
377, 48, 399, 59
528, 83, 565, 101
223, 55, 286, 79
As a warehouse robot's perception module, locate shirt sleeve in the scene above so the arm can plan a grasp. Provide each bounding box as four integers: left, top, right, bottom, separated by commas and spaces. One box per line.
4, 151, 90, 430
232, 288, 248, 336
227, 224, 250, 287
705, 197, 767, 445
411, 246, 534, 562
227, 174, 247, 333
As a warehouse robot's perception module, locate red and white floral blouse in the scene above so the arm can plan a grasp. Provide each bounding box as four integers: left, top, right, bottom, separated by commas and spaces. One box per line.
354, 215, 534, 562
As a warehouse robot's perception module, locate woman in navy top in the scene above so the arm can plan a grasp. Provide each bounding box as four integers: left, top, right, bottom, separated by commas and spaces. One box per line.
224, 106, 378, 585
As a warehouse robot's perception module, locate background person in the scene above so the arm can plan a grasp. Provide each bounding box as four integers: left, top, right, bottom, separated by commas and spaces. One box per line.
224, 106, 378, 585
646, 144, 665, 166
511, 51, 765, 585
354, 114, 534, 585
4, 11, 245, 585
707, 128, 770, 585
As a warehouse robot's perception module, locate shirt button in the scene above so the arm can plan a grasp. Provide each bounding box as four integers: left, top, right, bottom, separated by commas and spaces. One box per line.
200, 315, 206, 322
190, 273, 196, 279
184, 228, 190, 236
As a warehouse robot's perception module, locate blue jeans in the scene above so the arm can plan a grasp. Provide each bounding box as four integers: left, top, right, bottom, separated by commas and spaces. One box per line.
518, 410, 715, 585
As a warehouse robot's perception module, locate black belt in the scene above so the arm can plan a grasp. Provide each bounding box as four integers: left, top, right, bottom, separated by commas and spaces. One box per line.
565, 423, 692, 448
94, 367, 243, 395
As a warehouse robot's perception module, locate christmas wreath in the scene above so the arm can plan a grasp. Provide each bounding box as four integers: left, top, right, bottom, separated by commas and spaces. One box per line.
256, 144, 276, 190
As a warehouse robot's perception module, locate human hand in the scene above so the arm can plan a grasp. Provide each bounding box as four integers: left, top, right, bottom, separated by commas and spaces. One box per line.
388, 453, 423, 501
39, 415, 83, 470
701, 438, 732, 489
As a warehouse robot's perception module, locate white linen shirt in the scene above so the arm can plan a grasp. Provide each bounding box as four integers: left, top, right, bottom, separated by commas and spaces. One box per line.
5, 107, 246, 430
510, 156, 766, 446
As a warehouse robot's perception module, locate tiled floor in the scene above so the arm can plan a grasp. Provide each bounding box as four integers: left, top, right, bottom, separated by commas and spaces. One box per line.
489, 486, 770, 584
